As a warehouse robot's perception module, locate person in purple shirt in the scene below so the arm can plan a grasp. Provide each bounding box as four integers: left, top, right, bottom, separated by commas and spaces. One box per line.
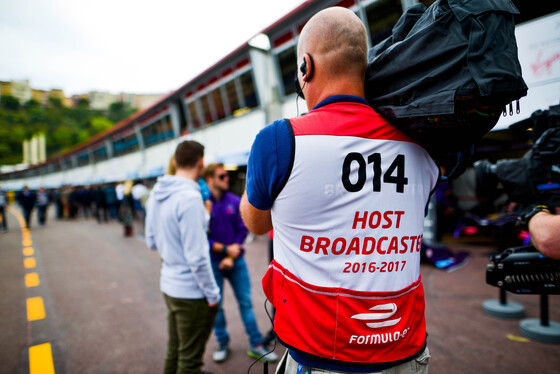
203, 163, 278, 364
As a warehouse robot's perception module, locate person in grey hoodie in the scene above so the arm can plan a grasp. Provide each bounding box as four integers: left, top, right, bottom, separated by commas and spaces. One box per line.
145, 140, 220, 374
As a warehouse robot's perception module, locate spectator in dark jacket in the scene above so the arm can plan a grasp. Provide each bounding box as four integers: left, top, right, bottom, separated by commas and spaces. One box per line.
17, 185, 37, 228
36, 187, 50, 227
104, 184, 119, 220
94, 185, 109, 223
0, 185, 8, 232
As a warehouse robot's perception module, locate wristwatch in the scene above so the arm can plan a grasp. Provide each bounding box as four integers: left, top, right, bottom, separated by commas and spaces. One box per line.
517, 204, 550, 228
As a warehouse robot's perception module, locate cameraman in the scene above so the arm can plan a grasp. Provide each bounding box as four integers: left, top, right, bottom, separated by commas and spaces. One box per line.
474, 122, 560, 259
241, 7, 437, 373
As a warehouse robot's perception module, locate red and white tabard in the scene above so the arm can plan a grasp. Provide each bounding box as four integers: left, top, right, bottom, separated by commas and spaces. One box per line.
263, 101, 439, 364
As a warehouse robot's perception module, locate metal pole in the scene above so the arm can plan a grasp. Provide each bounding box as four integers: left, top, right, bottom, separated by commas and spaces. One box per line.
540, 294, 549, 327
499, 288, 507, 305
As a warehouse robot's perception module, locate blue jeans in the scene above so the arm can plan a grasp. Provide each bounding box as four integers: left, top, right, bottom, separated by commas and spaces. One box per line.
211, 256, 263, 347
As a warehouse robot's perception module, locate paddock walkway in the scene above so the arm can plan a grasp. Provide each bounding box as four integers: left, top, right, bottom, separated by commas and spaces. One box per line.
0, 206, 558, 374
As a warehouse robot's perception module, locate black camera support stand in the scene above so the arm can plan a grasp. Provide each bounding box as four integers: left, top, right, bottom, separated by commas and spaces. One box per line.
485, 245, 560, 343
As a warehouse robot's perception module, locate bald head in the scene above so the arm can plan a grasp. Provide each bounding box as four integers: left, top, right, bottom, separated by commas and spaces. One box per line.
298, 7, 368, 81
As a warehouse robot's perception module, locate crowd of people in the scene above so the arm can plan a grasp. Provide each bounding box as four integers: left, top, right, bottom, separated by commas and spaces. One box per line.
0, 181, 150, 235
1, 151, 278, 374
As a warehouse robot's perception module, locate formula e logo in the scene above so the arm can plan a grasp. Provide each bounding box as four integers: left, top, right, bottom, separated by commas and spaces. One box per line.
351, 303, 401, 328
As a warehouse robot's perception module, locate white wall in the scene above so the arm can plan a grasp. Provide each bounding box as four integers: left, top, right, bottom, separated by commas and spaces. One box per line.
494, 11, 560, 130
187, 110, 266, 164
2, 109, 269, 191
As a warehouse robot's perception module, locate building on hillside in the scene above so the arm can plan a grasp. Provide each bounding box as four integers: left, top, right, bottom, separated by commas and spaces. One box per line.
49, 89, 73, 107
88, 91, 165, 110
118, 93, 165, 110
0, 81, 11, 96
1, 79, 164, 109
70, 94, 91, 107
1, 80, 32, 104
0, 80, 72, 107
88, 91, 116, 110
31, 89, 51, 106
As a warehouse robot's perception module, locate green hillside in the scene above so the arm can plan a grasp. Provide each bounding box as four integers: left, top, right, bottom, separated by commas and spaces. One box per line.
0, 96, 137, 165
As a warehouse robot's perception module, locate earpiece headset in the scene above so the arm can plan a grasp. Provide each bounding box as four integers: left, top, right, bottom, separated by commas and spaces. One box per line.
299, 53, 314, 82
295, 53, 314, 111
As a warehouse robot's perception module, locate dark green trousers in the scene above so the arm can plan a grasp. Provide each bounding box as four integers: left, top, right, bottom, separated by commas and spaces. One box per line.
163, 294, 218, 374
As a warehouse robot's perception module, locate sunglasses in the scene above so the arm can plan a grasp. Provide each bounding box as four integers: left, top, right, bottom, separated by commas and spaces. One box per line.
217, 173, 229, 180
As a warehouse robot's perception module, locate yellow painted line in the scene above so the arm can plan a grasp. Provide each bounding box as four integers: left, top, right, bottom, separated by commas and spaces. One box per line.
9, 206, 55, 373
29, 343, 55, 374
25, 273, 40, 288
27, 297, 46, 321
7, 211, 27, 230
24, 257, 37, 269
507, 333, 531, 343
6, 206, 26, 227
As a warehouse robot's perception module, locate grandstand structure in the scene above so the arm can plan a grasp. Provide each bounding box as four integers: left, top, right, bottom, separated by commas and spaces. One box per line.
1, 0, 558, 190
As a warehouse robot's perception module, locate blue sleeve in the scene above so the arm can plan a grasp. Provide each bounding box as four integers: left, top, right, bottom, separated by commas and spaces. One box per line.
246, 119, 293, 210
198, 178, 210, 201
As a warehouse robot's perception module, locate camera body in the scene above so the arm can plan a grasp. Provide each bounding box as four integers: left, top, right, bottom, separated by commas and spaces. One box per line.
486, 246, 560, 294
474, 126, 560, 211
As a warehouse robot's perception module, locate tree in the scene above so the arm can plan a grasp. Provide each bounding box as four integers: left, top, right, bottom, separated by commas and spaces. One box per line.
24, 99, 40, 110
90, 117, 113, 135
0, 94, 135, 165
48, 96, 63, 108
52, 125, 74, 149
108, 101, 136, 123
1, 95, 20, 111
9, 125, 27, 144
77, 97, 90, 108
0, 126, 11, 160
76, 129, 90, 144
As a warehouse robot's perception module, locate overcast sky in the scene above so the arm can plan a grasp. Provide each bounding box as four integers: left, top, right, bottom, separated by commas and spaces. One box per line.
0, 0, 304, 96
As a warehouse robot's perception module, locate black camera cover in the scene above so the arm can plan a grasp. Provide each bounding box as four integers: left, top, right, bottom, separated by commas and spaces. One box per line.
365, 0, 528, 164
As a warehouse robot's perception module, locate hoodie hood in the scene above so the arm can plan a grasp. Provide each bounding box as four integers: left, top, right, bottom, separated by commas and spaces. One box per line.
151, 174, 200, 202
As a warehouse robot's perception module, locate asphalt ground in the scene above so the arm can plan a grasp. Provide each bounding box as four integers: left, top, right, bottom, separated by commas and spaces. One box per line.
0, 205, 559, 374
